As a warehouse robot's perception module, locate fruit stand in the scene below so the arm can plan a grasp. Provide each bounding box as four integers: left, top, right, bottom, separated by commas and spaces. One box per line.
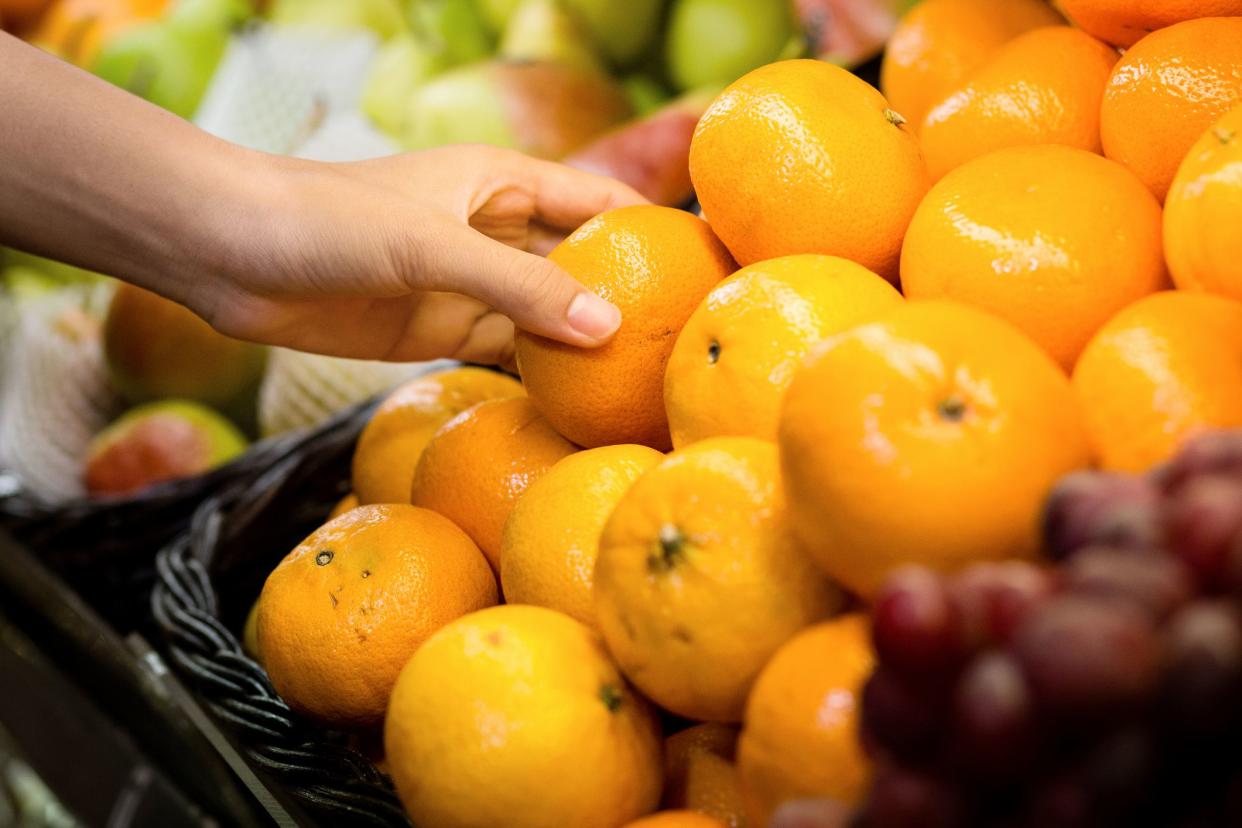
4, 1, 1242, 827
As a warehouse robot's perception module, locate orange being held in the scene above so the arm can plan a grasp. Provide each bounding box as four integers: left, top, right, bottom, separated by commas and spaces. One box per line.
257, 504, 498, 727
779, 301, 1090, 598
662, 723, 748, 828
1100, 16, 1242, 202
737, 613, 875, 827
623, 812, 727, 828
880, 0, 1065, 131
409, 396, 577, 571
515, 205, 735, 451
384, 604, 663, 828
595, 437, 845, 723
920, 26, 1118, 181
901, 145, 1168, 370
1055, 0, 1242, 48
1072, 292, 1242, 473
689, 59, 928, 282
1164, 104, 1242, 299
664, 255, 902, 449
351, 367, 522, 505
500, 444, 663, 627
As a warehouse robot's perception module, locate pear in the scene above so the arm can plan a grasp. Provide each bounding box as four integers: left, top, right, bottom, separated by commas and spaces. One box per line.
362, 32, 450, 137
498, 0, 605, 75
559, 0, 664, 68
1, 266, 64, 300
268, 0, 407, 39
84, 400, 249, 497
622, 73, 672, 116
0, 250, 105, 286
475, 0, 522, 34
409, 0, 494, 65
91, 19, 228, 118
793, 0, 915, 67
403, 60, 632, 159
666, 0, 795, 91
168, 0, 255, 30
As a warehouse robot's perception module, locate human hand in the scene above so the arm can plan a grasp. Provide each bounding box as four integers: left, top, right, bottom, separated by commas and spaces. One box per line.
186, 144, 646, 366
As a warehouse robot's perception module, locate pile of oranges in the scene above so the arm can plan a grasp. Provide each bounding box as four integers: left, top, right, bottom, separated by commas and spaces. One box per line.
245, 1, 1242, 825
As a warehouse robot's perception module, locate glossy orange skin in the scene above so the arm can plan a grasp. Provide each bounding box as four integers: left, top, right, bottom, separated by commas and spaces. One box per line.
880, 0, 1065, 131
409, 397, 577, 570
920, 26, 1118, 181
901, 145, 1168, 370
1055, 0, 1242, 48
351, 368, 523, 505
662, 724, 747, 828
257, 504, 498, 727
1164, 104, 1242, 299
515, 206, 735, 450
779, 301, 1090, 598
623, 812, 727, 828
1100, 17, 1242, 202
1072, 292, 1242, 472
689, 60, 929, 282
737, 614, 875, 825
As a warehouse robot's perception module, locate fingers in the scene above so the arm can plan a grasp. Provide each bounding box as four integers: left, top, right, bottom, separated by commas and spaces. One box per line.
512, 154, 648, 232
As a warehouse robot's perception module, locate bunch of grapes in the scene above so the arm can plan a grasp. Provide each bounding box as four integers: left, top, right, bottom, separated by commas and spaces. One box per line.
855, 431, 1242, 828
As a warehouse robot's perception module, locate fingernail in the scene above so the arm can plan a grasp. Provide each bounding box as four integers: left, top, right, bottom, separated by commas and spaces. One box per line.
567, 292, 622, 341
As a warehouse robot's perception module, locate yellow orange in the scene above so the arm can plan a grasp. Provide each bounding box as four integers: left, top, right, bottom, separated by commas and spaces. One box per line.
663, 724, 748, 828
351, 367, 523, 505
1100, 16, 1242, 202
1055, 0, 1242, 48
595, 437, 844, 723
689, 60, 929, 281
385, 605, 663, 828
327, 493, 359, 520
664, 255, 902, 449
780, 301, 1090, 598
1072, 292, 1242, 472
920, 26, 1118, 181
500, 445, 664, 626
515, 206, 735, 450
623, 812, 727, 828
901, 145, 1168, 370
257, 505, 498, 727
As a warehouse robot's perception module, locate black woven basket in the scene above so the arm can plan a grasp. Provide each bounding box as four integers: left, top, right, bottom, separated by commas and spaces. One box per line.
149, 398, 412, 828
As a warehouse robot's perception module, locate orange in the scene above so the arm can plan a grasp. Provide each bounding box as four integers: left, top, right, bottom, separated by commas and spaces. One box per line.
880, 0, 1065, 131
689, 59, 929, 282
920, 26, 1118, 181
1100, 17, 1242, 202
779, 301, 1090, 598
500, 445, 664, 626
385, 605, 663, 828
0, 0, 52, 29
351, 367, 522, 505
623, 812, 727, 828
901, 145, 1168, 370
595, 437, 844, 723
1072, 291, 1242, 472
663, 723, 748, 828
409, 397, 577, 571
737, 614, 874, 826
30, 0, 169, 65
327, 492, 359, 520
664, 255, 902, 449
1055, 0, 1242, 48
241, 598, 262, 663
1164, 104, 1242, 298
257, 504, 498, 727
515, 206, 735, 450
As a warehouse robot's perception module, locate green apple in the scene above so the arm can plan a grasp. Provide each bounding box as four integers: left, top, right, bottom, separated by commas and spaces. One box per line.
91, 20, 228, 118
498, 0, 605, 74
560, 0, 664, 68
268, 0, 408, 39
361, 32, 450, 137
666, 0, 795, 91
408, 0, 493, 65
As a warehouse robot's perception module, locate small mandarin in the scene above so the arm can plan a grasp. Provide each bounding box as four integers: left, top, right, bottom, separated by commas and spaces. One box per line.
1055, 0, 1242, 48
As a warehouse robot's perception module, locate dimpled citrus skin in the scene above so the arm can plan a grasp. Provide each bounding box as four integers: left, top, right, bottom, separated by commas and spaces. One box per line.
1165, 104, 1242, 298
1072, 292, 1242, 472
901, 145, 1168, 370
1055, 0, 1242, 48
409, 397, 577, 570
515, 206, 735, 450
688, 60, 929, 281
1100, 17, 1242, 202
664, 255, 902, 449
920, 26, 1118, 181
257, 504, 498, 727
737, 614, 875, 826
384, 605, 663, 828
881, 0, 1065, 131
351, 368, 523, 505
595, 437, 845, 723
500, 444, 664, 627
662, 724, 747, 828
779, 301, 1090, 599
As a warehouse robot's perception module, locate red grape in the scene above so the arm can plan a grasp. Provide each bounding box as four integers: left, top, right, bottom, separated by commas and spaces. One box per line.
1163, 475, 1242, 589
951, 652, 1038, 778
873, 567, 965, 676
946, 562, 1056, 648
1063, 546, 1194, 620
1157, 430, 1242, 494
1042, 471, 1164, 560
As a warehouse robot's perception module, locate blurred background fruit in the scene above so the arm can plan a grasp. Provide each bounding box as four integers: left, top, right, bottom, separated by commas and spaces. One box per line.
665, 0, 796, 93
624, 812, 727, 828
795, 0, 918, 67
661, 723, 748, 827
1054, 0, 1242, 48
0, 0, 53, 32
268, 0, 405, 39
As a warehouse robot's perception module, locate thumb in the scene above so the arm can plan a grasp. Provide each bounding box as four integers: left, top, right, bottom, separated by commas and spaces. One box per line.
416, 223, 621, 348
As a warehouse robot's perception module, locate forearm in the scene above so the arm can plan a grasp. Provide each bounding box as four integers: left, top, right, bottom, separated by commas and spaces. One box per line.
0, 32, 270, 307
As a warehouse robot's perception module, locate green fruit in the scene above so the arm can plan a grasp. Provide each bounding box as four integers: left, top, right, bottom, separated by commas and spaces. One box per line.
560, 0, 664, 68
362, 32, 450, 136
402, 63, 515, 151
666, 0, 794, 91
476, 0, 522, 33
622, 73, 672, 116
409, 0, 494, 64
1, 250, 105, 285
268, 0, 408, 39
498, 0, 605, 74
1, 267, 64, 300
168, 0, 254, 30
91, 21, 227, 118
